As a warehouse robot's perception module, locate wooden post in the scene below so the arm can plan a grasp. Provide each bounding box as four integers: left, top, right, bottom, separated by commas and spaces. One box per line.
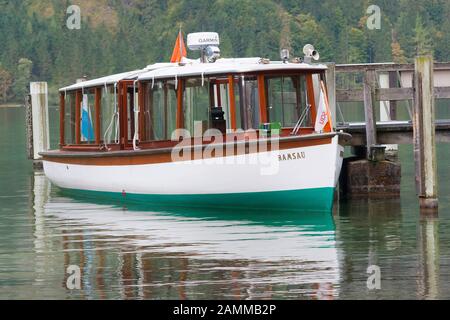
29, 82, 50, 166
388, 71, 398, 120
413, 56, 438, 210
25, 94, 33, 160
363, 69, 378, 159
325, 63, 336, 128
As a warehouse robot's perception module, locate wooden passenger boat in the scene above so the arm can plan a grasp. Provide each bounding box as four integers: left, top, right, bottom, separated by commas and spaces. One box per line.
41, 32, 351, 211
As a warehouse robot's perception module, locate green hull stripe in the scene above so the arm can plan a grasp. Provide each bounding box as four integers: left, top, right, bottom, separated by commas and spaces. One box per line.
60, 187, 336, 212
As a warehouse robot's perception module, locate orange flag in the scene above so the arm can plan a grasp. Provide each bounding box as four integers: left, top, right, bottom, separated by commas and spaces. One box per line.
170, 31, 187, 63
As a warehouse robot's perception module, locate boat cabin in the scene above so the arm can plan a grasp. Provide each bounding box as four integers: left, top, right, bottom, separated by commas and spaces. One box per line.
58, 36, 332, 153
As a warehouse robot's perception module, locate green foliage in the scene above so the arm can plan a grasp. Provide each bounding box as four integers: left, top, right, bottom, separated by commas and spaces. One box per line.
12, 58, 33, 102
1, 0, 450, 104
0, 64, 13, 103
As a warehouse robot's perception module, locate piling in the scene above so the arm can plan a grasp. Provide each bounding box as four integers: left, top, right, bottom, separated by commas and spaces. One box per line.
28, 82, 50, 170
413, 56, 438, 211
25, 94, 33, 161
339, 67, 401, 200
363, 69, 379, 159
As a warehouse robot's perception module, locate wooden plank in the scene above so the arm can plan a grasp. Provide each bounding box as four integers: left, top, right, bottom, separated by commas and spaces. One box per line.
59, 92, 65, 147
389, 71, 398, 120
434, 87, 450, 99
337, 88, 414, 102
336, 86, 450, 103
413, 56, 438, 210
228, 75, 237, 130
336, 62, 450, 73
336, 89, 364, 102
363, 69, 378, 157
94, 87, 101, 145
378, 88, 414, 101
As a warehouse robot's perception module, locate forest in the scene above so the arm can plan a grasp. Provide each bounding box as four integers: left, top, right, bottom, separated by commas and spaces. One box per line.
0, 0, 448, 103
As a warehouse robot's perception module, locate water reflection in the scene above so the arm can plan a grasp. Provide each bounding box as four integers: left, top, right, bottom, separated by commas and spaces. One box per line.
30, 172, 341, 300
334, 199, 405, 299
417, 215, 440, 300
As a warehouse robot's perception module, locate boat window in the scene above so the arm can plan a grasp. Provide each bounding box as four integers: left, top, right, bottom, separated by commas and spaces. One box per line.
64, 91, 76, 145
184, 78, 211, 135
240, 77, 260, 130
215, 78, 242, 132
80, 89, 96, 143
266, 75, 308, 127
100, 85, 117, 144
144, 80, 177, 141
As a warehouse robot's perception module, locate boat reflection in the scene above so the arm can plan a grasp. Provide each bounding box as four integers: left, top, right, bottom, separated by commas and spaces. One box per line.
32, 173, 342, 299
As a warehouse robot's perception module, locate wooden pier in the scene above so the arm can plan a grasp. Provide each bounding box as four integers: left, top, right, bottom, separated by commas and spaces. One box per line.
331, 56, 448, 212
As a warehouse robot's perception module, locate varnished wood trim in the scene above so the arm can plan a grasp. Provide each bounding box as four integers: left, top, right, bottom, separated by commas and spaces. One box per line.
176, 79, 184, 129
75, 90, 81, 144
59, 92, 65, 147
228, 75, 237, 130
94, 87, 101, 145
42, 135, 335, 166
257, 74, 268, 124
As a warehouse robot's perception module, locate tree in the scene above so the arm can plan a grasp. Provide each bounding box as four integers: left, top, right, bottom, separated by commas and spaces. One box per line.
12, 58, 33, 102
391, 29, 407, 64
0, 65, 13, 103
413, 15, 433, 56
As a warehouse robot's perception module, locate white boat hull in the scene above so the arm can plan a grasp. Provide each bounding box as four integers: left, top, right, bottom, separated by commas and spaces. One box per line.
43, 135, 345, 211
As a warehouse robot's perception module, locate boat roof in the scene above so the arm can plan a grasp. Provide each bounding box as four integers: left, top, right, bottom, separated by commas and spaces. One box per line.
59, 63, 176, 92
59, 58, 327, 92
139, 58, 327, 81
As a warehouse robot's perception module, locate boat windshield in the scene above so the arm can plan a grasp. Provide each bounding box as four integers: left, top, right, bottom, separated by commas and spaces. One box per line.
266, 75, 309, 128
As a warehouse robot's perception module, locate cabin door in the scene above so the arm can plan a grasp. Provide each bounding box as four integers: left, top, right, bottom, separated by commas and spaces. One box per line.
118, 80, 137, 150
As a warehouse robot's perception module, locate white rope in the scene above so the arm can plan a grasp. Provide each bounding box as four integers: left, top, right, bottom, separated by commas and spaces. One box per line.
102, 82, 121, 149
132, 80, 140, 151
114, 82, 120, 144
201, 72, 205, 87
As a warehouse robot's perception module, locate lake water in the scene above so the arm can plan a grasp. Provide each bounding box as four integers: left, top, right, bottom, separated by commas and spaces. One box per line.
0, 106, 449, 300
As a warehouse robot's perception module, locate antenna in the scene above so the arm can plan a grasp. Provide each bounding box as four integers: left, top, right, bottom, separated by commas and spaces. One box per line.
187, 32, 221, 63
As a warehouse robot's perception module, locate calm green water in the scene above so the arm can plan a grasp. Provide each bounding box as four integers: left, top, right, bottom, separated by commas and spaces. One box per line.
1, 106, 450, 300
